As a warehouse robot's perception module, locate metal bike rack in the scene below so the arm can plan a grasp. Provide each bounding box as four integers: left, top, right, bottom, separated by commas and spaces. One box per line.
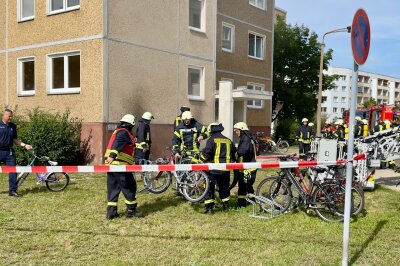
245, 194, 287, 220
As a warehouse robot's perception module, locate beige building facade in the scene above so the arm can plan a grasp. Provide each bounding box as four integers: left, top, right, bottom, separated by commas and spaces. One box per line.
1, 0, 276, 164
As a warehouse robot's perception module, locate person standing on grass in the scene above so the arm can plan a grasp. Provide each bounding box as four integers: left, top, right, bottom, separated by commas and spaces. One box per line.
233, 122, 257, 208
200, 123, 235, 215
134, 112, 154, 164
104, 114, 143, 220
0, 109, 32, 197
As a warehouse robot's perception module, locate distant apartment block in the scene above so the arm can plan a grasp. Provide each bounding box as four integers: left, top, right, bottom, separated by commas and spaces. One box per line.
0, 0, 276, 163
322, 67, 400, 120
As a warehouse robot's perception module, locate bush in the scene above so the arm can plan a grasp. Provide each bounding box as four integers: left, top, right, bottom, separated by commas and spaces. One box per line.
12, 108, 83, 166
274, 118, 300, 144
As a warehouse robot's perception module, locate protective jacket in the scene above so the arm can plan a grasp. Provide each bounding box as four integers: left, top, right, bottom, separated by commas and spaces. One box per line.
236, 130, 257, 163
172, 119, 208, 153
104, 128, 136, 165
296, 125, 313, 144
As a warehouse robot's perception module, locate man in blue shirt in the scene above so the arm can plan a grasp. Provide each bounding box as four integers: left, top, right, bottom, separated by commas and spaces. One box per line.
0, 109, 32, 197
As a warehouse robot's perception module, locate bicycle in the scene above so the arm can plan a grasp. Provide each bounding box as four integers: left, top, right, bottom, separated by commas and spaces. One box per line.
255, 155, 352, 222
254, 132, 290, 154
145, 147, 210, 202
16, 151, 70, 192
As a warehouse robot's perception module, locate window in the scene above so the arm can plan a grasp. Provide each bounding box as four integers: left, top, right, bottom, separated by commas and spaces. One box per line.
248, 32, 265, 59
247, 83, 264, 109
188, 66, 204, 100
18, 0, 35, 21
341, 97, 346, 103
333, 107, 338, 113
249, 0, 266, 10
18, 57, 35, 96
48, 0, 80, 15
321, 107, 327, 112
189, 0, 205, 32
222, 23, 235, 52
322, 96, 327, 103
341, 108, 345, 113
47, 52, 80, 94
333, 97, 338, 103
342, 86, 346, 92
333, 86, 338, 91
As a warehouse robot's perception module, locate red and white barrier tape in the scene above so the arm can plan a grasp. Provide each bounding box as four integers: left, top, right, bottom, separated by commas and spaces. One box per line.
0, 160, 347, 173
0, 154, 366, 173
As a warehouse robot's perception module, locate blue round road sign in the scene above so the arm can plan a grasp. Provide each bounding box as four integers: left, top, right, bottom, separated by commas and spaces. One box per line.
351, 9, 371, 65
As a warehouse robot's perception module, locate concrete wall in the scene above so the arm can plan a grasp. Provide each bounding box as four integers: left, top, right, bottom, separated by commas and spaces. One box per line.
0, 2, 5, 51
7, 0, 103, 48
0, 54, 5, 103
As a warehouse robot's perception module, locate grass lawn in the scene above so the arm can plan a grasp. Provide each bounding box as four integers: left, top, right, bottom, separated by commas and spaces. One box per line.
1, 171, 400, 265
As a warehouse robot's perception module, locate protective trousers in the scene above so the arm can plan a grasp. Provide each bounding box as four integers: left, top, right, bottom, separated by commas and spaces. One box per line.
107, 172, 137, 217
237, 170, 256, 206
298, 142, 310, 155
204, 171, 230, 206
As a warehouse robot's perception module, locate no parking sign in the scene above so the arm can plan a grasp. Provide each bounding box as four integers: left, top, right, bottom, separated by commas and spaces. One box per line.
351, 9, 371, 65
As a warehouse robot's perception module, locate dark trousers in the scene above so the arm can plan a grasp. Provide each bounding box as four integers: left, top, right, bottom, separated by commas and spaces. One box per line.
107, 172, 137, 215
134, 149, 150, 164
299, 142, 310, 155
0, 150, 17, 192
237, 170, 256, 199
204, 171, 230, 206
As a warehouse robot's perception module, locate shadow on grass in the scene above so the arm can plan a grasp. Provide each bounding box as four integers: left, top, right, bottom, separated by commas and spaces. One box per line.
1, 226, 259, 242
349, 219, 388, 265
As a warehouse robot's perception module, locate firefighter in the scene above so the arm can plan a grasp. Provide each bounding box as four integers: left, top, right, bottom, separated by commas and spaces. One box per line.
134, 112, 154, 164
354, 116, 363, 138
322, 120, 334, 138
361, 119, 369, 137
104, 114, 143, 220
373, 119, 385, 133
296, 118, 314, 155
333, 119, 345, 141
344, 123, 349, 140
173, 106, 190, 131
384, 119, 391, 130
233, 122, 257, 208
200, 123, 235, 214
172, 111, 208, 157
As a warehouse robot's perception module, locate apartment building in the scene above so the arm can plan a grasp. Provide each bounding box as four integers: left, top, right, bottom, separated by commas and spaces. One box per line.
0, 0, 275, 164
322, 67, 400, 120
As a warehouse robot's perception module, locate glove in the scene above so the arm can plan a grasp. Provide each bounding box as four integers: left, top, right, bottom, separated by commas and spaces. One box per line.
243, 169, 256, 183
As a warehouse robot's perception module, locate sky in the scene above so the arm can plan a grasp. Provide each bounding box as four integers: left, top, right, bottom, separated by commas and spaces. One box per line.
275, 0, 400, 78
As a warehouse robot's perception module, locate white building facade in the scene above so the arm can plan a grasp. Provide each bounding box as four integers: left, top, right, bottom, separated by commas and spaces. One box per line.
322, 67, 400, 121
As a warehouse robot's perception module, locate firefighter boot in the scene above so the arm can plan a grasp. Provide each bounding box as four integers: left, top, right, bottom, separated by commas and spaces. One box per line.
126, 204, 144, 218
106, 206, 119, 220
204, 203, 214, 215
237, 198, 247, 208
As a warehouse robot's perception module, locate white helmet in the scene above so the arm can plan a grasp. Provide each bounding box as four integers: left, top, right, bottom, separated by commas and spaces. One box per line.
362, 119, 368, 124
120, 114, 135, 126
207, 122, 220, 132
233, 122, 249, 131
181, 111, 193, 120
335, 119, 344, 125
355, 116, 362, 121
142, 112, 154, 120
308, 122, 314, 127
302, 118, 308, 123
384, 119, 391, 125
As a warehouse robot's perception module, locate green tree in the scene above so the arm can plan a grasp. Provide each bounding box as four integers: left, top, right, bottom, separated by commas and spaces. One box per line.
362, 97, 378, 108
272, 17, 337, 122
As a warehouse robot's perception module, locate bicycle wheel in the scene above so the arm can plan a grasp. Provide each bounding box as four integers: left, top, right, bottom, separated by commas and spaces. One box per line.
256, 176, 292, 213
351, 185, 365, 216
181, 171, 210, 203
45, 172, 70, 192
145, 171, 172, 194
277, 141, 290, 152
312, 182, 346, 222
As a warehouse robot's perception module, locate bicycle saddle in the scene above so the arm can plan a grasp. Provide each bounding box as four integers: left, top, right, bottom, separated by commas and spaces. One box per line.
48, 160, 58, 166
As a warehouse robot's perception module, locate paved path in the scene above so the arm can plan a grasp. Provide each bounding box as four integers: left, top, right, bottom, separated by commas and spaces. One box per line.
374, 169, 400, 192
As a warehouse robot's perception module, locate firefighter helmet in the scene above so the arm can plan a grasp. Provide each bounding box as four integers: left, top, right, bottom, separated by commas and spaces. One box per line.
142, 112, 154, 120
181, 111, 193, 120
335, 119, 344, 125
120, 114, 135, 126
233, 122, 249, 131
302, 118, 308, 122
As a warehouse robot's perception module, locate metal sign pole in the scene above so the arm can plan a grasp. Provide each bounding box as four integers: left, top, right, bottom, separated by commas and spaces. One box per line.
342, 61, 359, 266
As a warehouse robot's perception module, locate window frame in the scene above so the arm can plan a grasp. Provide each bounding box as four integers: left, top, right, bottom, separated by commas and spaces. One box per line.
246, 82, 264, 109
188, 65, 205, 101
47, 51, 81, 95
221, 22, 235, 53
341, 97, 347, 103
249, 0, 266, 11
17, 56, 36, 96
188, 0, 206, 33
333, 107, 338, 113
47, 0, 80, 16
248, 31, 265, 60
333, 97, 338, 103
18, 0, 35, 22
